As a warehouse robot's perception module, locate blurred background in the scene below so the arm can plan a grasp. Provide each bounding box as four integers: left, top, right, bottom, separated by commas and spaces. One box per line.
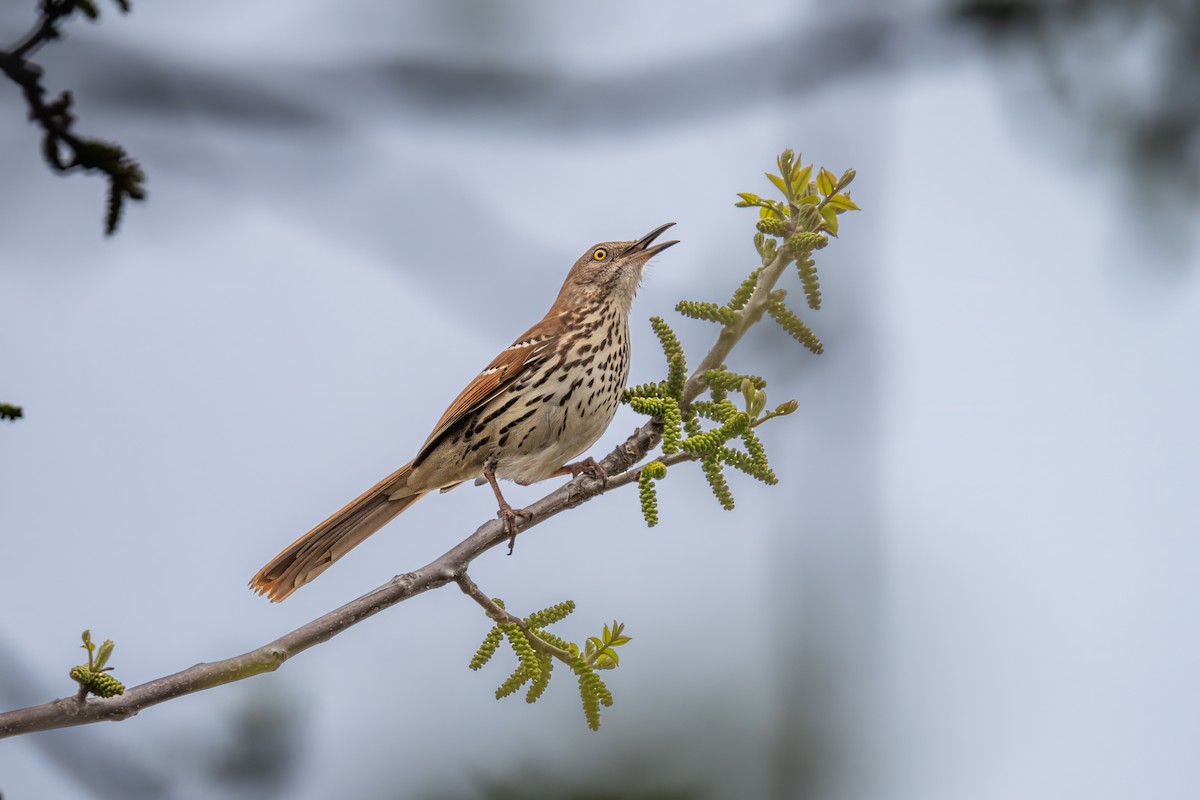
3, 1, 1199, 798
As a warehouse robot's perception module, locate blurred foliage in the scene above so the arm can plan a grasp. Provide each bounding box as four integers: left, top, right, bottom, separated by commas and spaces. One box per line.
206, 686, 304, 798
950, 0, 1200, 209
433, 762, 698, 800
0, 0, 145, 234
436, 779, 697, 800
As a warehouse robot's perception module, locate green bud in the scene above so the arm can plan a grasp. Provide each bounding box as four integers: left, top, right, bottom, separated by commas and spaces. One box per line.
89, 672, 125, 698
760, 238, 778, 266
788, 231, 828, 252
750, 391, 767, 418
756, 218, 790, 237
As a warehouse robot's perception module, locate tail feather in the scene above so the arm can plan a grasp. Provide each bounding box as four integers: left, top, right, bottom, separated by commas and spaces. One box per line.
250, 462, 427, 602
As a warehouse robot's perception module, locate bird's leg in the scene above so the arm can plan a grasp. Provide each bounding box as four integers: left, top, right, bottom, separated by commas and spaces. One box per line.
553, 456, 608, 484
483, 459, 532, 554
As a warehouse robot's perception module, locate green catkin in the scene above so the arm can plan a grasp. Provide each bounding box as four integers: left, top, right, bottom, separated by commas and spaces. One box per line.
534, 629, 572, 652
495, 666, 531, 699
766, 298, 824, 354
629, 396, 682, 453
502, 624, 542, 684
665, 352, 687, 403
704, 369, 766, 392
661, 399, 682, 454
756, 217, 789, 237
572, 658, 611, 730
742, 429, 772, 475
701, 454, 735, 510
788, 231, 828, 252
638, 463, 665, 527
525, 601, 576, 629
796, 256, 821, 310
628, 396, 669, 416
649, 316, 684, 364
680, 429, 725, 454
470, 626, 504, 670
676, 300, 737, 327
727, 268, 762, 311
69, 666, 125, 698
526, 655, 553, 703
622, 382, 663, 402
578, 675, 601, 730
718, 446, 778, 485
690, 399, 736, 423
88, 672, 125, 698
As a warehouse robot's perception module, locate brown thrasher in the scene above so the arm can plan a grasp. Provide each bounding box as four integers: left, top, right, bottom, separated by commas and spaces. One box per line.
250, 223, 678, 601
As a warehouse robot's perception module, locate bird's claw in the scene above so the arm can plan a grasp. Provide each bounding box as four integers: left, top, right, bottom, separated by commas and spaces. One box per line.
498, 503, 534, 554
564, 457, 608, 485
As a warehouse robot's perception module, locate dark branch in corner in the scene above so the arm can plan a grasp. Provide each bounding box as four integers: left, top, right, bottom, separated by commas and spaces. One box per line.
0, 0, 145, 235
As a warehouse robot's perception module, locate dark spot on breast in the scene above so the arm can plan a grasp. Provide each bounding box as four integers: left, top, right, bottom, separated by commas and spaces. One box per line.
559, 376, 586, 406
474, 396, 519, 432
517, 426, 536, 449
499, 408, 536, 434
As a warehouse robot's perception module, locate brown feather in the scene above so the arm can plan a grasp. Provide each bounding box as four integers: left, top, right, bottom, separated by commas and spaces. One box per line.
249, 462, 426, 602
413, 316, 563, 467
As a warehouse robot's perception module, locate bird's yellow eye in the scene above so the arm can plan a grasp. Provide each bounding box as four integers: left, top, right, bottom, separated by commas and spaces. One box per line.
592, 248, 608, 261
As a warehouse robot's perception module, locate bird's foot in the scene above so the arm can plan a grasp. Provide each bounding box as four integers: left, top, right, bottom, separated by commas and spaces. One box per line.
498, 502, 534, 554
562, 457, 608, 484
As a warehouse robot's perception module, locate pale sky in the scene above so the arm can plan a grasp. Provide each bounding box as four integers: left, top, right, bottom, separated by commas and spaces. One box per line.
3, 3, 1199, 799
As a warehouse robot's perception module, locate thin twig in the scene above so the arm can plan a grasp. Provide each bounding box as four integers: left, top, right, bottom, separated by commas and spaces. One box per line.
456, 574, 574, 662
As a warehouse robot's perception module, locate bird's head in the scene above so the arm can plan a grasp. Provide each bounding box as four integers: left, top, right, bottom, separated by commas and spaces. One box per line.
554, 222, 678, 312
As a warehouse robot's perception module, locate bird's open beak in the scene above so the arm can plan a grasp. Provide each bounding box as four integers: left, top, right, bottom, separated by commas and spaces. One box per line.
623, 222, 679, 258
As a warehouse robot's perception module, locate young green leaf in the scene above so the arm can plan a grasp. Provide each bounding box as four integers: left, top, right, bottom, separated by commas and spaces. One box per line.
817, 167, 837, 197
819, 205, 839, 236
793, 166, 813, 195
825, 193, 860, 212
766, 172, 789, 198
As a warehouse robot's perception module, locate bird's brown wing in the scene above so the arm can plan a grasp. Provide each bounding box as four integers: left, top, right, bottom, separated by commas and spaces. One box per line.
413, 318, 562, 467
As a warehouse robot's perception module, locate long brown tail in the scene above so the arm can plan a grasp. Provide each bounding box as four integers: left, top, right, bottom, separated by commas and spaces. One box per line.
250, 462, 427, 602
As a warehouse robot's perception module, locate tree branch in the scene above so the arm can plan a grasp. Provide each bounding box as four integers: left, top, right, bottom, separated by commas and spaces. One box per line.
0, 221, 797, 741
0, 414, 666, 739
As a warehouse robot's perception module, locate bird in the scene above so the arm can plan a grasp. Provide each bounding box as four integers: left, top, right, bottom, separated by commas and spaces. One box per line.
250, 223, 678, 601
